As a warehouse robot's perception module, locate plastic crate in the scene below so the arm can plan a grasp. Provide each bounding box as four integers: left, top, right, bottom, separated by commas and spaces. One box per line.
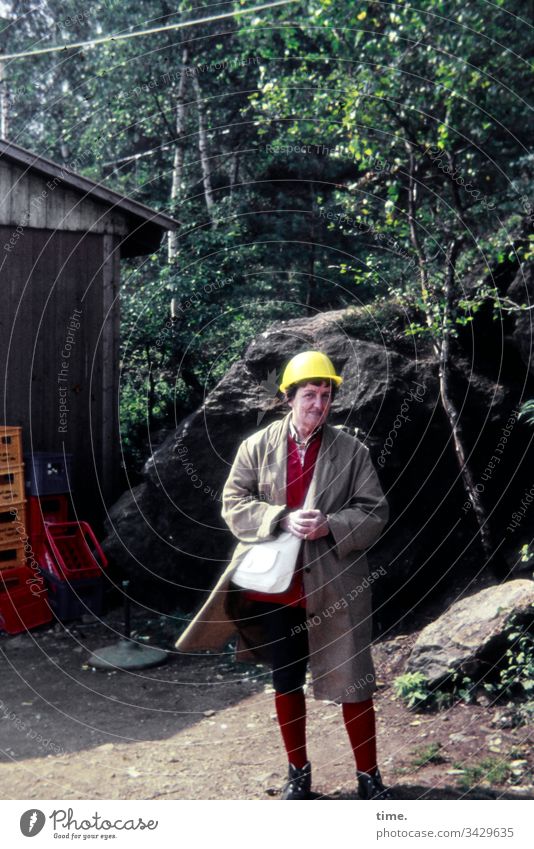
43, 571, 103, 620
27, 494, 69, 560
0, 566, 52, 634
42, 521, 108, 581
0, 540, 26, 572
0, 427, 23, 469
0, 465, 25, 504
0, 501, 26, 546
24, 452, 73, 496
28, 494, 69, 536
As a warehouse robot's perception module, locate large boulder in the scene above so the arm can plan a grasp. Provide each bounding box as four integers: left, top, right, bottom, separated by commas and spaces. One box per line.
102, 305, 532, 622
406, 579, 534, 685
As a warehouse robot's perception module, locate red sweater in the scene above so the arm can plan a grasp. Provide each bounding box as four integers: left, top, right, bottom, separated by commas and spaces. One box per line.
244, 429, 322, 607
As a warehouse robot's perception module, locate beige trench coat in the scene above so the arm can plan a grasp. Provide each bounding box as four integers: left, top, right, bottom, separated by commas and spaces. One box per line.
175, 411, 389, 703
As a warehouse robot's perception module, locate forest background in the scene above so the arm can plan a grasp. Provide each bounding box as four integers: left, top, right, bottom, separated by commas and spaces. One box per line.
1, 0, 532, 479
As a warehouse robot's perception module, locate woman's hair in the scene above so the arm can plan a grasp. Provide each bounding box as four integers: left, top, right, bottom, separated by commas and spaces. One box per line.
284, 378, 338, 402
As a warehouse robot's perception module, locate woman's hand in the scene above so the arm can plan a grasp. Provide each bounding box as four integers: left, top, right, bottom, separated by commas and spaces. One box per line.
280, 509, 330, 540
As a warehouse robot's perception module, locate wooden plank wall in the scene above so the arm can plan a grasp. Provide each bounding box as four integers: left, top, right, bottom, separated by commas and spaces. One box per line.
0, 159, 130, 235
0, 228, 122, 523
101, 233, 122, 506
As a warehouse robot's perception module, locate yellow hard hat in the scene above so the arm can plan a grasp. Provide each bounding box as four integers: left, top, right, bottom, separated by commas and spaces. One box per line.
279, 351, 343, 393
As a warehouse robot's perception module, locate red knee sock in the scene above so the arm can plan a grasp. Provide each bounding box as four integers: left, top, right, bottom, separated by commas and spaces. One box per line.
342, 698, 378, 774
275, 690, 308, 769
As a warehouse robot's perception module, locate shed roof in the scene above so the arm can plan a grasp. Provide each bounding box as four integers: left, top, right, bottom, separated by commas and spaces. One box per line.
0, 138, 179, 256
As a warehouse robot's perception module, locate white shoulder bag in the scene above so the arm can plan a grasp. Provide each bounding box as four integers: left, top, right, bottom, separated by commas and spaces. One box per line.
231, 487, 315, 594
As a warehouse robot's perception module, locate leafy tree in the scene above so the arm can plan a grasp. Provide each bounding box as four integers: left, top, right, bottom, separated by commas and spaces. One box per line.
244, 0, 532, 562
1, 0, 531, 512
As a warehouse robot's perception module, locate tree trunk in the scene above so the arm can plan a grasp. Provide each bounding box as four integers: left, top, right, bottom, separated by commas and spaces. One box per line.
229, 149, 239, 196
306, 183, 317, 313
405, 139, 431, 304
0, 61, 8, 139
438, 240, 496, 562
145, 344, 156, 431
191, 74, 215, 221
168, 45, 189, 262
405, 141, 498, 566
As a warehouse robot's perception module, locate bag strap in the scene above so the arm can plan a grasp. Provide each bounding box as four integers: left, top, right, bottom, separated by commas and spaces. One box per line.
302, 485, 314, 510
301, 458, 319, 510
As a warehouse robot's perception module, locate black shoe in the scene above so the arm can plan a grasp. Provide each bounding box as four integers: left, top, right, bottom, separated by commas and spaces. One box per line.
281, 761, 312, 799
357, 767, 392, 800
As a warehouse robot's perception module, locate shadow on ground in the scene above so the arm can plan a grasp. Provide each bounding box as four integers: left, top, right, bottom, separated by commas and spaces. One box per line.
316, 784, 534, 800
0, 607, 265, 763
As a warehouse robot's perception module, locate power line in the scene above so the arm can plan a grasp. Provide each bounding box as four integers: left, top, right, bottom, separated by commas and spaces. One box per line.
0, 0, 298, 62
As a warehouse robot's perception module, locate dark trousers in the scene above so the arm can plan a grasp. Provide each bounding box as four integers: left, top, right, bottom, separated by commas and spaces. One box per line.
258, 602, 309, 694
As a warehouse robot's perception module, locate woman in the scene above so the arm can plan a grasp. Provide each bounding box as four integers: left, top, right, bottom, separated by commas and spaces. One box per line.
175, 350, 390, 800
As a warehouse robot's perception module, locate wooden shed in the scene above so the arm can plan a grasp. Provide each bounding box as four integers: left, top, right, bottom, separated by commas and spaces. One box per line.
0, 139, 178, 524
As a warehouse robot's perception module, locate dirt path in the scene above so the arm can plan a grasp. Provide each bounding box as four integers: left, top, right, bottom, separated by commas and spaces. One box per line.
1, 613, 532, 800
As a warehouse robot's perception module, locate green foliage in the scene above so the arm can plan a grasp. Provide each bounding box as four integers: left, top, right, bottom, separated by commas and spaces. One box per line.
393, 671, 427, 707
3, 0, 531, 469
482, 615, 534, 702
512, 701, 534, 727
396, 610, 534, 715
393, 672, 443, 711
519, 400, 534, 427
446, 670, 478, 705
410, 743, 445, 769
452, 757, 511, 790
520, 544, 533, 565
339, 299, 421, 351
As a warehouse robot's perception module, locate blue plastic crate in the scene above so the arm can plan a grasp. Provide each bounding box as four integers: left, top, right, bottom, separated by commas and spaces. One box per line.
24, 453, 73, 496
42, 571, 103, 620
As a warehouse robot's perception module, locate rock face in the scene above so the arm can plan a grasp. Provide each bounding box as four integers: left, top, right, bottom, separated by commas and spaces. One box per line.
406, 580, 534, 685
102, 306, 533, 621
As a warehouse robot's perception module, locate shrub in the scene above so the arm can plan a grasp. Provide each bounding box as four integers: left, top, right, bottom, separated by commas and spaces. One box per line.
395, 609, 534, 713
453, 757, 511, 790
486, 623, 534, 700
410, 743, 445, 768
392, 672, 451, 711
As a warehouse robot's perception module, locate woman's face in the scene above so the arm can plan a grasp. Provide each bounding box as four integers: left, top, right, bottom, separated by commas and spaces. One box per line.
287, 381, 333, 437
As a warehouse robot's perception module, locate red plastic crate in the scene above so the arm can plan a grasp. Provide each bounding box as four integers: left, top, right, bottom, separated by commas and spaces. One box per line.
28, 494, 69, 535
42, 521, 108, 581
0, 566, 52, 634
27, 494, 69, 560
0, 565, 35, 592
